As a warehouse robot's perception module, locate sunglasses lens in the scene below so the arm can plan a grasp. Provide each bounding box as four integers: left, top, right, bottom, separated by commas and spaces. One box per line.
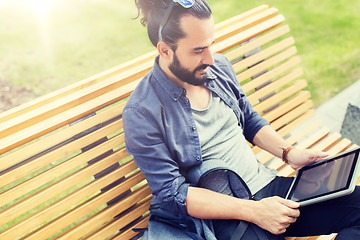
175, 0, 195, 8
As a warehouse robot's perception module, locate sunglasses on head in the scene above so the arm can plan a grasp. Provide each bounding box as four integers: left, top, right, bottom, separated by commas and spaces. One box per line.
158, 0, 195, 42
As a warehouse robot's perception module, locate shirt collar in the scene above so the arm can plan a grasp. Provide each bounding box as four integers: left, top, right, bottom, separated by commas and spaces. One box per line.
153, 56, 184, 101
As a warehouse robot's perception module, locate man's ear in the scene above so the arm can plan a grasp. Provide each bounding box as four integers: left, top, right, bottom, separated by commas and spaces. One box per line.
157, 41, 173, 60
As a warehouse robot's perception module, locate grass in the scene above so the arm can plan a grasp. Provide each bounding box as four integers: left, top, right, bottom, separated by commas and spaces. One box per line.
208, 0, 360, 105
0, 0, 359, 106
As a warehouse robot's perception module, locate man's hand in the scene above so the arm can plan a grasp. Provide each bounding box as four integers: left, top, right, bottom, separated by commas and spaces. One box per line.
251, 196, 300, 235
287, 148, 329, 170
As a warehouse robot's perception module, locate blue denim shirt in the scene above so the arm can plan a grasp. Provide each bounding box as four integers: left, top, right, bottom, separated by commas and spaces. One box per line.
123, 53, 269, 216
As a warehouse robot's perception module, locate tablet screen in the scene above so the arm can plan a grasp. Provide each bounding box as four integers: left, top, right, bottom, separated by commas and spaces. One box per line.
288, 149, 360, 203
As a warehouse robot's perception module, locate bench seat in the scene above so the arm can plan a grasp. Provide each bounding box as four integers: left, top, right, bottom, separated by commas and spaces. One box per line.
0, 5, 356, 240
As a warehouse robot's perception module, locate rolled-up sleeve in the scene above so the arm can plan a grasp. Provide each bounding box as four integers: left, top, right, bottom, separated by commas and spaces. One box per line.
123, 106, 190, 215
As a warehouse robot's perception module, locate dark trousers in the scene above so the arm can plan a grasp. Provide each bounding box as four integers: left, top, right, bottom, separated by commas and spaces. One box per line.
253, 177, 360, 239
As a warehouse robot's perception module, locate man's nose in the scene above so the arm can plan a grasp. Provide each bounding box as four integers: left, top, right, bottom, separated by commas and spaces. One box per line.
202, 48, 214, 66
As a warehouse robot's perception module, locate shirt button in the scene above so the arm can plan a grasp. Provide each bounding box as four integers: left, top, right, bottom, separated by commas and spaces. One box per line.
185, 99, 189, 104
192, 126, 196, 131
196, 156, 201, 161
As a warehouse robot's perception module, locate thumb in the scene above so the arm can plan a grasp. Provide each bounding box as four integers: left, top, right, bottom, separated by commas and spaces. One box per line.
311, 149, 329, 159
316, 151, 329, 158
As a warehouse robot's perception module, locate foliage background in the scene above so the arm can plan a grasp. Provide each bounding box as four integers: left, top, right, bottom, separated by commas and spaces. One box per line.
0, 0, 359, 109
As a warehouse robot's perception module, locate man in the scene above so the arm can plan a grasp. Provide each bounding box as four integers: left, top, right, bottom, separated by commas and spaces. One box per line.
123, 0, 360, 239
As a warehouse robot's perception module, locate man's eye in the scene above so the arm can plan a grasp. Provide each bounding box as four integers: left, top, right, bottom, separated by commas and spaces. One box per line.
194, 50, 204, 55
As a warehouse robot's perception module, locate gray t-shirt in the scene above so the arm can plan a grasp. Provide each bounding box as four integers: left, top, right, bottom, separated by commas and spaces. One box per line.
192, 91, 276, 195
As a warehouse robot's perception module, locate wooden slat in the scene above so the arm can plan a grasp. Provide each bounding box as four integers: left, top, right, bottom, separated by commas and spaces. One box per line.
266, 157, 285, 171
113, 216, 149, 240
315, 133, 342, 152
1, 162, 143, 240
263, 91, 311, 123
233, 36, 295, 73
236, 45, 297, 84
212, 14, 285, 53
286, 232, 337, 240
225, 24, 290, 62
277, 164, 295, 177
247, 67, 303, 104
326, 138, 352, 157
316, 235, 337, 240
0, 118, 124, 192
57, 186, 152, 240
0, 80, 138, 155
0, 62, 146, 140
23, 161, 142, 240
0, 148, 131, 228
287, 237, 310, 240
277, 109, 315, 137
254, 81, 308, 113
87, 199, 151, 240
0, 52, 153, 125
241, 55, 301, 94
215, 7, 279, 42
0, 101, 125, 172
296, 127, 331, 150
270, 100, 313, 130
312, 234, 337, 240
286, 119, 323, 145
215, 5, 270, 32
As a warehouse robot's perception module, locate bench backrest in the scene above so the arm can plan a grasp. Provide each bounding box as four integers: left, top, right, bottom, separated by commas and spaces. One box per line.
0, 5, 354, 240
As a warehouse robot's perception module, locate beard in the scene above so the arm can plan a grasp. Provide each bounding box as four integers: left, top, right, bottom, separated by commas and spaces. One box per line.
168, 53, 210, 86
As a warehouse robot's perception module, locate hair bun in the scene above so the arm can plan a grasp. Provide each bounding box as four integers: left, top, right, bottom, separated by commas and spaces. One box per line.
134, 0, 159, 26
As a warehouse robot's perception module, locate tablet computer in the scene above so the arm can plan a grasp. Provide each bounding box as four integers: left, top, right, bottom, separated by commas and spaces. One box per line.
285, 147, 360, 207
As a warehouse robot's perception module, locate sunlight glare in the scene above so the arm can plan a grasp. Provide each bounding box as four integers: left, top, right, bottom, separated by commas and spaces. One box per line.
24, 0, 55, 72
25, 0, 53, 21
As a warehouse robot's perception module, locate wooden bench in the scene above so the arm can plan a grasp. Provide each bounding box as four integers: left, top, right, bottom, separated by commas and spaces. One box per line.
0, 5, 356, 240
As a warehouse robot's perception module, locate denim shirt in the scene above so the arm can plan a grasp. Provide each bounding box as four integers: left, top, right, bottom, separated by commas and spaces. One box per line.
123, 53, 269, 216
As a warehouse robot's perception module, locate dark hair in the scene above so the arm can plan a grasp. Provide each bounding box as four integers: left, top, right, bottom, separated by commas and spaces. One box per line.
134, 0, 212, 50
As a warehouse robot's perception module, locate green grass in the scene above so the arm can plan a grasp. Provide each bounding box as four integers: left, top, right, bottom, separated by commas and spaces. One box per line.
208, 0, 360, 105
1, 0, 359, 105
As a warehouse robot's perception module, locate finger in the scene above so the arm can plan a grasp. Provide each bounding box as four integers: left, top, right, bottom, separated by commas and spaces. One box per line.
311, 150, 329, 160
289, 208, 300, 218
276, 227, 287, 235
283, 223, 291, 229
288, 216, 297, 224
283, 206, 300, 218
318, 151, 329, 158
279, 218, 296, 233
278, 198, 300, 209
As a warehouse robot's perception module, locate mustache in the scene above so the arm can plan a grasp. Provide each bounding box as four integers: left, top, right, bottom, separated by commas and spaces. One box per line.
194, 64, 210, 72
